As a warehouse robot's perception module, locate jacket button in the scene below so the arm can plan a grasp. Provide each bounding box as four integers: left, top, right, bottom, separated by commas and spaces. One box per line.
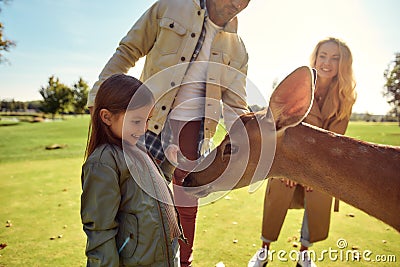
169, 23, 174, 28
161, 106, 166, 110
154, 125, 159, 130
171, 81, 175, 87
191, 33, 196, 38
181, 57, 186, 61
197, 10, 201, 15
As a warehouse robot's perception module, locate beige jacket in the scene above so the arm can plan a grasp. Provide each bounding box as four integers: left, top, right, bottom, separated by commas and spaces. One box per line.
262, 87, 352, 243
88, 0, 249, 139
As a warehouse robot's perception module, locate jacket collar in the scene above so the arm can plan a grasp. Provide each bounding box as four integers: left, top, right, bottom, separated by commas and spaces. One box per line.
192, 0, 202, 9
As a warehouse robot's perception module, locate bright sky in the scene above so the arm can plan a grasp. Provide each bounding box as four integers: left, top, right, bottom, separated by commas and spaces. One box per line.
1, 0, 399, 115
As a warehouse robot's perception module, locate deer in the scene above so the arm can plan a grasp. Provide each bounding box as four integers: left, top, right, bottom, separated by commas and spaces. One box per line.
182, 66, 400, 232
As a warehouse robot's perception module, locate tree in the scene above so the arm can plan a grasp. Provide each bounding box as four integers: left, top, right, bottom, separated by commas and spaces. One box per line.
383, 52, 400, 125
0, 99, 26, 112
39, 76, 73, 119
27, 100, 43, 112
0, 0, 15, 64
72, 77, 89, 114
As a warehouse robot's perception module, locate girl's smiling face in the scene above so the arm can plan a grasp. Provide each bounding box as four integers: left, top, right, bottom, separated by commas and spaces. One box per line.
315, 41, 340, 81
102, 104, 152, 146
122, 104, 153, 146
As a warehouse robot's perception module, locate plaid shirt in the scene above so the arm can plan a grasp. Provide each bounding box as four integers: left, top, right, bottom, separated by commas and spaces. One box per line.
142, 0, 207, 162
142, 119, 204, 162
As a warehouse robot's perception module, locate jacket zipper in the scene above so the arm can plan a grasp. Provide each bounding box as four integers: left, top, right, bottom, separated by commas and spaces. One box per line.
155, 199, 171, 266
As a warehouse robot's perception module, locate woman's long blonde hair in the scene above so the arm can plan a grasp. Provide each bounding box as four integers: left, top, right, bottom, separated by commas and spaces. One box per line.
310, 37, 357, 120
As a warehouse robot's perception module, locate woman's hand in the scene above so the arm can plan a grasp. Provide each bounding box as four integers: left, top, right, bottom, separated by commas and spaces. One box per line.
280, 178, 297, 188
280, 178, 313, 192
303, 185, 313, 192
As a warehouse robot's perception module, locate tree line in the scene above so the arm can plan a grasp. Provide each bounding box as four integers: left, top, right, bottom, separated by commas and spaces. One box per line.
1, 53, 400, 121
1, 76, 89, 118
383, 52, 400, 124
39, 76, 89, 118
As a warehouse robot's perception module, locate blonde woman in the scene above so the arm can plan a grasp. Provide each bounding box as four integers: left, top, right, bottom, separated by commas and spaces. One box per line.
249, 37, 357, 267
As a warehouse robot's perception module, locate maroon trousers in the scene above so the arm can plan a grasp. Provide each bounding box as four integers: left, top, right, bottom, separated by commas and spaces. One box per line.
170, 120, 201, 267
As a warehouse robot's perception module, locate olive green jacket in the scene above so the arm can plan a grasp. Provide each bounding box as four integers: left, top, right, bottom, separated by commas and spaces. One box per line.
81, 144, 181, 266
88, 0, 249, 140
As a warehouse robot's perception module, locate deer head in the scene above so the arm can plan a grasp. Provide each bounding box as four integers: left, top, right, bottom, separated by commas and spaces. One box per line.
183, 66, 400, 231
183, 66, 315, 194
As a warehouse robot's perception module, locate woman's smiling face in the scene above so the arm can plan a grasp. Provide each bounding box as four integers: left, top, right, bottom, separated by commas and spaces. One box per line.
315, 41, 340, 81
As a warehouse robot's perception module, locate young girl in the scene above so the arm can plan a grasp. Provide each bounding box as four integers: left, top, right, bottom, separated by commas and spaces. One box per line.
81, 74, 183, 267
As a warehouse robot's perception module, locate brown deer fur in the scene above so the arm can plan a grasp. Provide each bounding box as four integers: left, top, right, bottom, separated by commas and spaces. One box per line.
183, 66, 400, 231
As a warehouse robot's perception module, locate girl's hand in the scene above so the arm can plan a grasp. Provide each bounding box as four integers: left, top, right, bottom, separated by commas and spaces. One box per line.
165, 144, 180, 165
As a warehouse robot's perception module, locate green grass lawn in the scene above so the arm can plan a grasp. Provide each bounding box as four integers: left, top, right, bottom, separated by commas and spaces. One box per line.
0, 116, 89, 267
0, 115, 89, 163
345, 121, 400, 146
0, 117, 399, 266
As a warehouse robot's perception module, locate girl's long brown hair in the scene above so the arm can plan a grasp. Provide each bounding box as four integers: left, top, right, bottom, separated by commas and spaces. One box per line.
85, 74, 154, 159
310, 37, 357, 121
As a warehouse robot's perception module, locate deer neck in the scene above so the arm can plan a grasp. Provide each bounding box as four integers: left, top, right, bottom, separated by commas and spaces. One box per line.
269, 122, 400, 231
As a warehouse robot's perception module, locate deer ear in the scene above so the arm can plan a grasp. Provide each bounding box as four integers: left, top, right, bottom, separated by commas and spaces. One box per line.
269, 66, 315, 132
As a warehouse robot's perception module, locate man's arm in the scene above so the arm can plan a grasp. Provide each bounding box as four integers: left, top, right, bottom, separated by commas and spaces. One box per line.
87, 2, 160, 107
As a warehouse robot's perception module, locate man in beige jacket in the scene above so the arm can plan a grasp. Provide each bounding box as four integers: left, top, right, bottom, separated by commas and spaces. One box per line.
88, 1, 251, 266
